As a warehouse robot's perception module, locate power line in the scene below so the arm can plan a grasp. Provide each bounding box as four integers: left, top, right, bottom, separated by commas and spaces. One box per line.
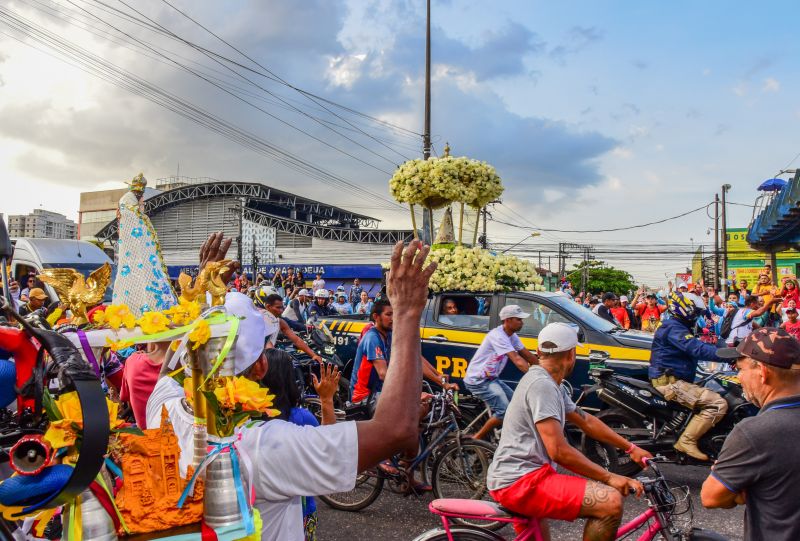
490, 203, 713, 233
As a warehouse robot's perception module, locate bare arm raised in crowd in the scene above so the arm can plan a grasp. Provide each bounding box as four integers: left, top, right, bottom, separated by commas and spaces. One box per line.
355, 240, 436, 471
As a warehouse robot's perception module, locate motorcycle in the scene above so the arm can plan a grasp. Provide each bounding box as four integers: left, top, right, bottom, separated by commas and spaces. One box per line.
578, 352, 757, 476
276, 320, 352, 414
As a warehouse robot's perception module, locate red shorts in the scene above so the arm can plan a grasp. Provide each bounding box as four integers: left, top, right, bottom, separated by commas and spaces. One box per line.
490, 464, 586, 524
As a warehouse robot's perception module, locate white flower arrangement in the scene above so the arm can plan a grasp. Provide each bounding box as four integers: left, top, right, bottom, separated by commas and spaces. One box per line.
389, 156, 504, 210
425, 246, 544, 293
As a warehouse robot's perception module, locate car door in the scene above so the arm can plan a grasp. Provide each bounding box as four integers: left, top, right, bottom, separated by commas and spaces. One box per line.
421, 293, 497, 387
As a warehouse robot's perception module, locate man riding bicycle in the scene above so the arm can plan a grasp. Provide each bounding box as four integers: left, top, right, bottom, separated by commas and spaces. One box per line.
487, 322, 651, 541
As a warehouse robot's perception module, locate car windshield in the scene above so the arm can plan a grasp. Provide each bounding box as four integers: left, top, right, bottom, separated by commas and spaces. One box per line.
546, 294, 620, 333
43, 263, 116, 303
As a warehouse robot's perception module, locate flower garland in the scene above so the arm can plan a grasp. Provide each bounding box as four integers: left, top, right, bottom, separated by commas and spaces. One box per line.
183, 376, 280, 436
426, 246, 545, 293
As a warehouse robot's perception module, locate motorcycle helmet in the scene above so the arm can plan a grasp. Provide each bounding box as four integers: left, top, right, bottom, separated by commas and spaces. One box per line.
254, 286, 278, 309
667, 291, 701, 325
314, 289, 330, 299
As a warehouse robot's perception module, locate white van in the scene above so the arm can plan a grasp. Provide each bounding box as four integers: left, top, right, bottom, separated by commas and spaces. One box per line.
11, 238, 114, 305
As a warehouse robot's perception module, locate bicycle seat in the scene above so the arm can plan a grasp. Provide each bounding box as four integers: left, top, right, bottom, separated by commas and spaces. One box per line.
429, 499, 520, 520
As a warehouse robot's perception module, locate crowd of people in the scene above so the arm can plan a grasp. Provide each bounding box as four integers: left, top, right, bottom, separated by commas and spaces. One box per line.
559, 270, 800, 343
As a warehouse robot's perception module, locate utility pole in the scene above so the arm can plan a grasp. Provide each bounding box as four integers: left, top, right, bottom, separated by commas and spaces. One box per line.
581, 246, 590, 294
251, 235, 258, 277
420, 0, 433, 244
714, 193, 720, 290
237, 198, 244, 264
721, 184, 731, 296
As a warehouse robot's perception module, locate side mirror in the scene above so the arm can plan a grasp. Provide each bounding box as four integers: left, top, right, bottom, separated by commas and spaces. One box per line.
0, 218, 12, 260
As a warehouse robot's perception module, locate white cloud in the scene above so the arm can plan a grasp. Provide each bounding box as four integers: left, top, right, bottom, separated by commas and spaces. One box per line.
611, 146, 633, 159
762, 77, 780, 93
732, 82, 748, 97
326, 54, 366, 88
542, 188, 563, 202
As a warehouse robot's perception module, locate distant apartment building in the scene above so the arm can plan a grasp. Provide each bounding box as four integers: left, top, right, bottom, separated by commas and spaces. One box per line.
7, 209, 77, 239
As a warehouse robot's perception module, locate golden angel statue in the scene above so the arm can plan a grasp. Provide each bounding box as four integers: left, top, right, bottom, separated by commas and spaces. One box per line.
38, 263, 112, 326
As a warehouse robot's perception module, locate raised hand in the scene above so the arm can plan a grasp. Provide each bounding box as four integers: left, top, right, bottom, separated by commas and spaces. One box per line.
312, 363, 341, 403
199, 231, 240, 283
386, 240, 437, 316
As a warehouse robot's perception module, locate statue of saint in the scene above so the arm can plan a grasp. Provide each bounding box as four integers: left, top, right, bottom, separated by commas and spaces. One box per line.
111, 173, 177, 315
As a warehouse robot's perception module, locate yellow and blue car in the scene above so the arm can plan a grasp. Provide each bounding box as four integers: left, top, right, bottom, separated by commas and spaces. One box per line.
321, 291, 653, 394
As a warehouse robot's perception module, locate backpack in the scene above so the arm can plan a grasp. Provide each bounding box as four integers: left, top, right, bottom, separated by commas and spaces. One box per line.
719, 307, 739, 340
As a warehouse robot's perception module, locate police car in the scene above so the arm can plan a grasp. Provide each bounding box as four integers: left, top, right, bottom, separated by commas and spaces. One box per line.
321, 291, 653, 394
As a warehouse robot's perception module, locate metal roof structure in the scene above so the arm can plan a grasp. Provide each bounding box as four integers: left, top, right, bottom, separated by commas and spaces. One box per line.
748, 170, 800, 251
95, 181, 413, 245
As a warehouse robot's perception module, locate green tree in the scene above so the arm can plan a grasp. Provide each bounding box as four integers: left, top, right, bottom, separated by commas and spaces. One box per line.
566, 260, 636, 295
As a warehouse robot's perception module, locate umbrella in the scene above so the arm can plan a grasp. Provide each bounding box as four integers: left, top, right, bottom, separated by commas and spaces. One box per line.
758, 178, 787, 192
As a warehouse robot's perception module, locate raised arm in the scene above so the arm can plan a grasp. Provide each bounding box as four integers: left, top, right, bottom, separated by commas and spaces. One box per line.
356, 241, 436, 471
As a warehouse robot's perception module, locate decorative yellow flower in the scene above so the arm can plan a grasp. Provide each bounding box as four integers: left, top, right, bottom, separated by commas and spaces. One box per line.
163, 298, 202, 326
44, 392, 126, 449
183, 376, 280, 424
92, 310, 106, 326
136, 311, 171, 334
104, 304, 136, 330
105, 337, 134, 352
187, 319, 211, 350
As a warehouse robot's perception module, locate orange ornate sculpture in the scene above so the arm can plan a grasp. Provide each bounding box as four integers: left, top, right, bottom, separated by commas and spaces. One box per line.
114, 408, 203, 535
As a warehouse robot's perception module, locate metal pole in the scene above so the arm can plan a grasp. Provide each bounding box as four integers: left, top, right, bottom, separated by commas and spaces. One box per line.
714, 193, 720, 290
481, 207, 487, 249
421, 0, 433, 245
721, 185, 730, 296
538, 251, 542, 269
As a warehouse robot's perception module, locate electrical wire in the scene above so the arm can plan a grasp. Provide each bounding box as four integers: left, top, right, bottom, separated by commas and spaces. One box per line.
490, 203, 713, 233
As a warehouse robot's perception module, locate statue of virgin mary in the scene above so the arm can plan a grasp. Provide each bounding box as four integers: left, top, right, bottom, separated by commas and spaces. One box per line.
111, 173, 177, 315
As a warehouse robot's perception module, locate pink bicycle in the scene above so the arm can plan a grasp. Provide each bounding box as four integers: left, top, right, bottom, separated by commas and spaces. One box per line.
413, 457, 728, 541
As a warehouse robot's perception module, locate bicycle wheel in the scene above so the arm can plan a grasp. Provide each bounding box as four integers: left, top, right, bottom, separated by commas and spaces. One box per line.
318, 469, 384, 511
411, 526, 505, 541
431, 440, 503, 531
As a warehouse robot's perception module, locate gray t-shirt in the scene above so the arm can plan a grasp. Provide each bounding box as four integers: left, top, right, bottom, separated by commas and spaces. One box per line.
711, 394, 800, 541
487, 365, 576, 491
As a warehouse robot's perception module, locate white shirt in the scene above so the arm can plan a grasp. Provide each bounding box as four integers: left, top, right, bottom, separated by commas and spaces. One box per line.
312, 279, 325, 293
727, 308, 755, 346
464, 326, 524, 385
146, 378, 358, 541
260, 309, 281, 346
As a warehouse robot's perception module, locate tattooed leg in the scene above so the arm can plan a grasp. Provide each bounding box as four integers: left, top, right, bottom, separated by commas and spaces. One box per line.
578, 481, 623, 541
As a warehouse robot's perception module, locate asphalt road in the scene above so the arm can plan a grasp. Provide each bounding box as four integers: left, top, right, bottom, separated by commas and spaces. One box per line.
317, 463, 743, 540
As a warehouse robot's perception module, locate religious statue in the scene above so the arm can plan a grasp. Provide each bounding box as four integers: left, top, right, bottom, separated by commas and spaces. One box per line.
111, 173, 177, 315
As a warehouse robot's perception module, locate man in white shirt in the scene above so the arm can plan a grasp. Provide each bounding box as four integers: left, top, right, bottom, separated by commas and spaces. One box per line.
464, 305, 538, 440
147, 233, 437, 541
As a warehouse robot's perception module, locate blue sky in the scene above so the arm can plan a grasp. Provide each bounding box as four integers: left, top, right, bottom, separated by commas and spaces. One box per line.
0, 0, 797, 284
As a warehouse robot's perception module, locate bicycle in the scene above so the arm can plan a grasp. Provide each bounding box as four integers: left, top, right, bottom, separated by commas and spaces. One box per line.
319, 389, 503, 530
413, 456, 728, 541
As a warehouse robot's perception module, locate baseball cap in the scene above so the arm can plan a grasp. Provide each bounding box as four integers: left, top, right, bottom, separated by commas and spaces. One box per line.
645, 293, 656, 299
28, 288, 47, 300
619, 295, 629, 303
298, 289, 309, 296
677, 282, 688, 290
602, 292, 617, 302
787, 307, 798, 314
315, 289, 330, 298
538, 322, 583, 353
717, 328, 800, 369
499, 304, 530, 321
336, 285, 345, 291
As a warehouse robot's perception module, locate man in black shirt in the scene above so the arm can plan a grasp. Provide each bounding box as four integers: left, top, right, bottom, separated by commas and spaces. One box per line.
597, 292, 618, 325
702, 328, 800, 541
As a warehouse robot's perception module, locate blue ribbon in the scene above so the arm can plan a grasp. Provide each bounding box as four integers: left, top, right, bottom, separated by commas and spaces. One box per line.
176, 440, 253, 535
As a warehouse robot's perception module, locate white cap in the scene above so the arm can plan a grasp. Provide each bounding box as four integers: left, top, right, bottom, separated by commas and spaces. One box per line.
224, 292, 268, 375
619, 295, 629, 303
677, 282, 688, 289
259, 285, 279, 296
538, 322, 583, 353
315, 289, 330, 298
499, 304, 530, 321
297, 289, 309, 296
336, 285, 345, 291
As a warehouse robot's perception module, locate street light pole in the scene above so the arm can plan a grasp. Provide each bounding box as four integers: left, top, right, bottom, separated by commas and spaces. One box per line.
421, 0, 433, 244
501, 232, 540, 254
721, 184, 731, 295
714, 193, 720, 290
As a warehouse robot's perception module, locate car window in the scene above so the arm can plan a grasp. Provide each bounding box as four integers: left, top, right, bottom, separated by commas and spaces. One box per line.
436, 295, 492, 331
506, 297, 571, 337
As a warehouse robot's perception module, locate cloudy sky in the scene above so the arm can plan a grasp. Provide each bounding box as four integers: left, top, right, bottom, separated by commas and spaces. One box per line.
1, 0, 798, 284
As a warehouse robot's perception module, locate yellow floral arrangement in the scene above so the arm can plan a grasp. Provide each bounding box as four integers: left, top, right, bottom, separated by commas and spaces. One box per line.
43, 391, 133, 450
183, 376, 280, 436
426, 246, 545, 293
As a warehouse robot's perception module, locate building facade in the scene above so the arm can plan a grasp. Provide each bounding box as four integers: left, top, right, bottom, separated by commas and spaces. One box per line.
7, 209, 77, 239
